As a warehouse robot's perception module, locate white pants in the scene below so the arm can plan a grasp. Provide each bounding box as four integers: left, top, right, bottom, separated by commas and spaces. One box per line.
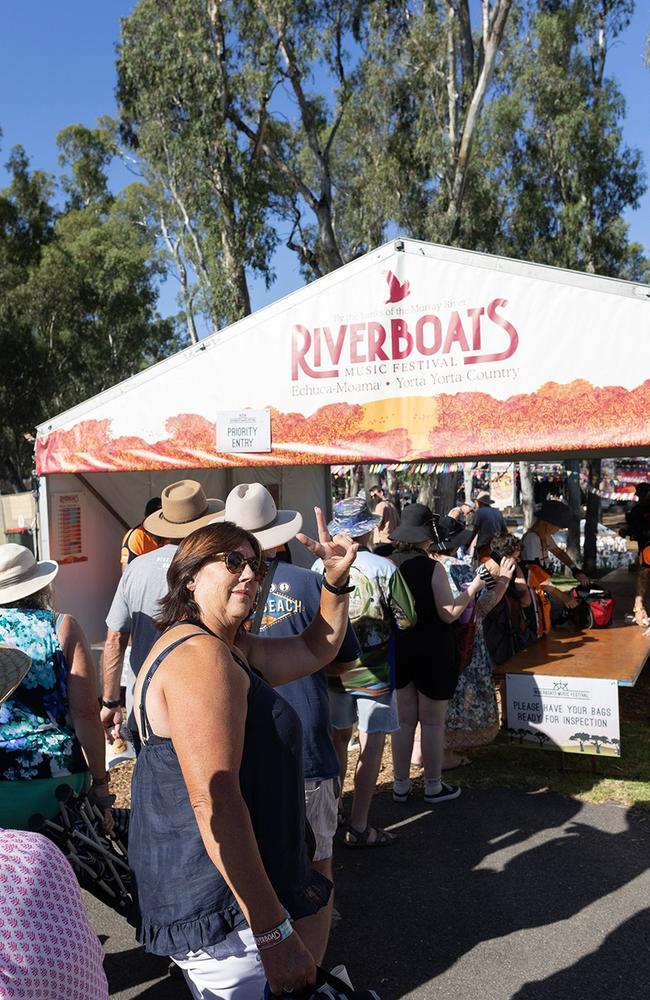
171, 926, 266, 1000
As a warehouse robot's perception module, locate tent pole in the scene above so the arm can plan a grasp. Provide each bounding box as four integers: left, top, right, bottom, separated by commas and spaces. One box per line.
75, 474, 129, 531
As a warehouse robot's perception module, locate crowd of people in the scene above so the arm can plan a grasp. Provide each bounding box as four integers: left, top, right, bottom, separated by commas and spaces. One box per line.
0, 476, 645, 999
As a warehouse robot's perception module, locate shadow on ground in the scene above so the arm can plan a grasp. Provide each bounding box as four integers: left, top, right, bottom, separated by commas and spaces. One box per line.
327, 786, 650, 1000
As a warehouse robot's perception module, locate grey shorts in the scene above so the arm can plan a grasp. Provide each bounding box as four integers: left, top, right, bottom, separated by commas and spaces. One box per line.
328, 688, 399, 734
304, 777, 340, 862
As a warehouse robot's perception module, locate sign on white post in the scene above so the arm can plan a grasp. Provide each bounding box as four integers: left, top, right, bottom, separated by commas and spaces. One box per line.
51, 491, 87, 564
505, 674, 620, 756
490, 462, 515, 509
216, 409, 272, 453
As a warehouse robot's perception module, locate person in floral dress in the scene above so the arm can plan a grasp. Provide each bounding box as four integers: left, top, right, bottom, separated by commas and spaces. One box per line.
0, 544, 111, 830
431, 518, 515, 752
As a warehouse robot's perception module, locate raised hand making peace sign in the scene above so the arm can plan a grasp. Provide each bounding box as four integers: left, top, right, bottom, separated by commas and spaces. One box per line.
297, 506, 358, 588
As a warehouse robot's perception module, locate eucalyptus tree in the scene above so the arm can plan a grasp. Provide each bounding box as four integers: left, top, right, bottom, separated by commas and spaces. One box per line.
116, 0, 279, 327
0, 136, 180, 487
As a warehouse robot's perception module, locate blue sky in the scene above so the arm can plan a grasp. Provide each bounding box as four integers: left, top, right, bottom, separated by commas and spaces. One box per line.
1, 1, 648, 325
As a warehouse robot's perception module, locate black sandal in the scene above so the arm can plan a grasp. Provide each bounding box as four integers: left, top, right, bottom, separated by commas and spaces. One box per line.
343, 824, 397, 848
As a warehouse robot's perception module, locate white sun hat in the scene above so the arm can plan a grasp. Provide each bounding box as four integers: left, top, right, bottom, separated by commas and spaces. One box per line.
0, 544, 59, 605
224, 483, 302, 550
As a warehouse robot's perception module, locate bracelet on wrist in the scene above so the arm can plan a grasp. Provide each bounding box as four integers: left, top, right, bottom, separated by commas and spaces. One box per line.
101, 698, 121, 710
322, 574, 354, 596
253, 915, 293, 951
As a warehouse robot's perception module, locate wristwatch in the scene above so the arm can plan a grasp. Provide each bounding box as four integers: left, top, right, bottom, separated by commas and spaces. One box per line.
101, 698, 121, 710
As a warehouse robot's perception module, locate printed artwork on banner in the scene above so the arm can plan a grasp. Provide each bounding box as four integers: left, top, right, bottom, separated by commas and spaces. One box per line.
35, 242, 650, 474
505, 674, 620, 756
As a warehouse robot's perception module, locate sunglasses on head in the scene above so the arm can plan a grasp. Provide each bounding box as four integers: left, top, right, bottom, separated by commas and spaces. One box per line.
214, 551, 266, 582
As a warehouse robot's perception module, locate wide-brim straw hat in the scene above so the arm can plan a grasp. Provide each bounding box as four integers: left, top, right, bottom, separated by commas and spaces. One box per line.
0, 644, 32, 704
389, 503, 438, 543
327, 497, 380, 538
0, 543, 59, 604
143, 480, 225, 539
224, 483, 302, 550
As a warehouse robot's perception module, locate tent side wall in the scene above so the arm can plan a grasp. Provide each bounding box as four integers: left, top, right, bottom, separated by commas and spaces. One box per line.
43, 473, 126, 645
40, 465, 329, 646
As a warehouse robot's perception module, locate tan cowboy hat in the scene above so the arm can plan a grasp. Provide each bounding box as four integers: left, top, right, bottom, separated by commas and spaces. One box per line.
0, 544, 59, 604
0, 644, 32, 704
142, 480, 225, 539
224, 483, 302, 550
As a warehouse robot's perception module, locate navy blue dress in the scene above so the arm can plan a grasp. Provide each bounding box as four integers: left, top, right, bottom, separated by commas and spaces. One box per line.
128, 630, 331, 956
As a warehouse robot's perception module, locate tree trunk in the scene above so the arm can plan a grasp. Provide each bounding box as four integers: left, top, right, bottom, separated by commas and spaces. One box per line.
434, 471, 458, 518
348, 465, 360, 498
361, 464, 379, 499
220, 223, 251, 319
445, 0, 513, 240
418, 475, 435, 507
463, 463, 474, 504
565, 460, 582, 565
519, 462, 535, 530
583, 459, 601, 576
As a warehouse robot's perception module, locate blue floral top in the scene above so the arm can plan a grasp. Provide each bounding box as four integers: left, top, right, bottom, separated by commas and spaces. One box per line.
0, 609, 85, 781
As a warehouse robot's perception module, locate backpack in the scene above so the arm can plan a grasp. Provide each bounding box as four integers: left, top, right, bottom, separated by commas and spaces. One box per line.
483, 595, 515, 666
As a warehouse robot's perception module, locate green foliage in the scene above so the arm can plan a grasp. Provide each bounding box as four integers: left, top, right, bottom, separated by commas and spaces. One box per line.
0, 139, 184, 488
500, 1, 645, 277
116, 0, 279, 327
329, 0, 646, 278
113, 0, 647, 295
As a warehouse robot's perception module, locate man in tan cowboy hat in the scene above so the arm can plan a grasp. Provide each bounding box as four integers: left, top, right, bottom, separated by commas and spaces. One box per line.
225, 483, 360, 963
101, 481, 224, 745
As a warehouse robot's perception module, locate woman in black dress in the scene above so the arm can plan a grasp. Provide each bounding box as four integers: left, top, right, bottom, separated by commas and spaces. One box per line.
389, 505, 484, 805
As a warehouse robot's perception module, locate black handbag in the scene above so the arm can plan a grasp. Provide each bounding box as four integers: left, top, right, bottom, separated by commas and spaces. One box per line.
266, 966, 382, 1000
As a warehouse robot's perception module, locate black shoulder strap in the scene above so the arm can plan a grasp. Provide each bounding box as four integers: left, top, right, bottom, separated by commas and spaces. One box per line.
139, 631, 206, 742
248, 557, 278, 636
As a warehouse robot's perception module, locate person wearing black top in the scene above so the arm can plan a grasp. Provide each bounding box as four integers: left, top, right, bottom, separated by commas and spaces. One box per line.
129, 514, 357, 999
388, 505, 470, 806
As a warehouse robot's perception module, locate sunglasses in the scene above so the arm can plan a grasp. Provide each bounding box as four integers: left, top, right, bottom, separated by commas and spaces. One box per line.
214, 551, 266, 582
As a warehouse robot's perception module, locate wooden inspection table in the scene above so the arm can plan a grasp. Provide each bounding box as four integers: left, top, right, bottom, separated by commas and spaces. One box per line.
494, 621, 650, 688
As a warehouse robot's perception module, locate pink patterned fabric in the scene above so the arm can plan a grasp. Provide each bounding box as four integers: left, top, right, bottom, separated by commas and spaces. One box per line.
0, 828, 109, 999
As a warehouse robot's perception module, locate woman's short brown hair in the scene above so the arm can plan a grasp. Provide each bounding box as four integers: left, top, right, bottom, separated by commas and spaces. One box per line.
491, 532, 521, 559
156, 522, 262, 631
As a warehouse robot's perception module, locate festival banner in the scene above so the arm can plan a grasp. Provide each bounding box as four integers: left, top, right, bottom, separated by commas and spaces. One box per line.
35, 239, 650, 475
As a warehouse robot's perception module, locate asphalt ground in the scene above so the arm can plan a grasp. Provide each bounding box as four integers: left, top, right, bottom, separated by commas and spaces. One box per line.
86, 785, 650, 1000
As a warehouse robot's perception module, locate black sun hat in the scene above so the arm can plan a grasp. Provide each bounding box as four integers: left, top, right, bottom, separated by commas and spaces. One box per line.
389, 503, 438, 544
538, 500, 571, 529
429, 515, 474, 553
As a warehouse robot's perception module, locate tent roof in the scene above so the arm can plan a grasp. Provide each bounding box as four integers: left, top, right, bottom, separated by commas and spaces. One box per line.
35, 238, 650, 475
